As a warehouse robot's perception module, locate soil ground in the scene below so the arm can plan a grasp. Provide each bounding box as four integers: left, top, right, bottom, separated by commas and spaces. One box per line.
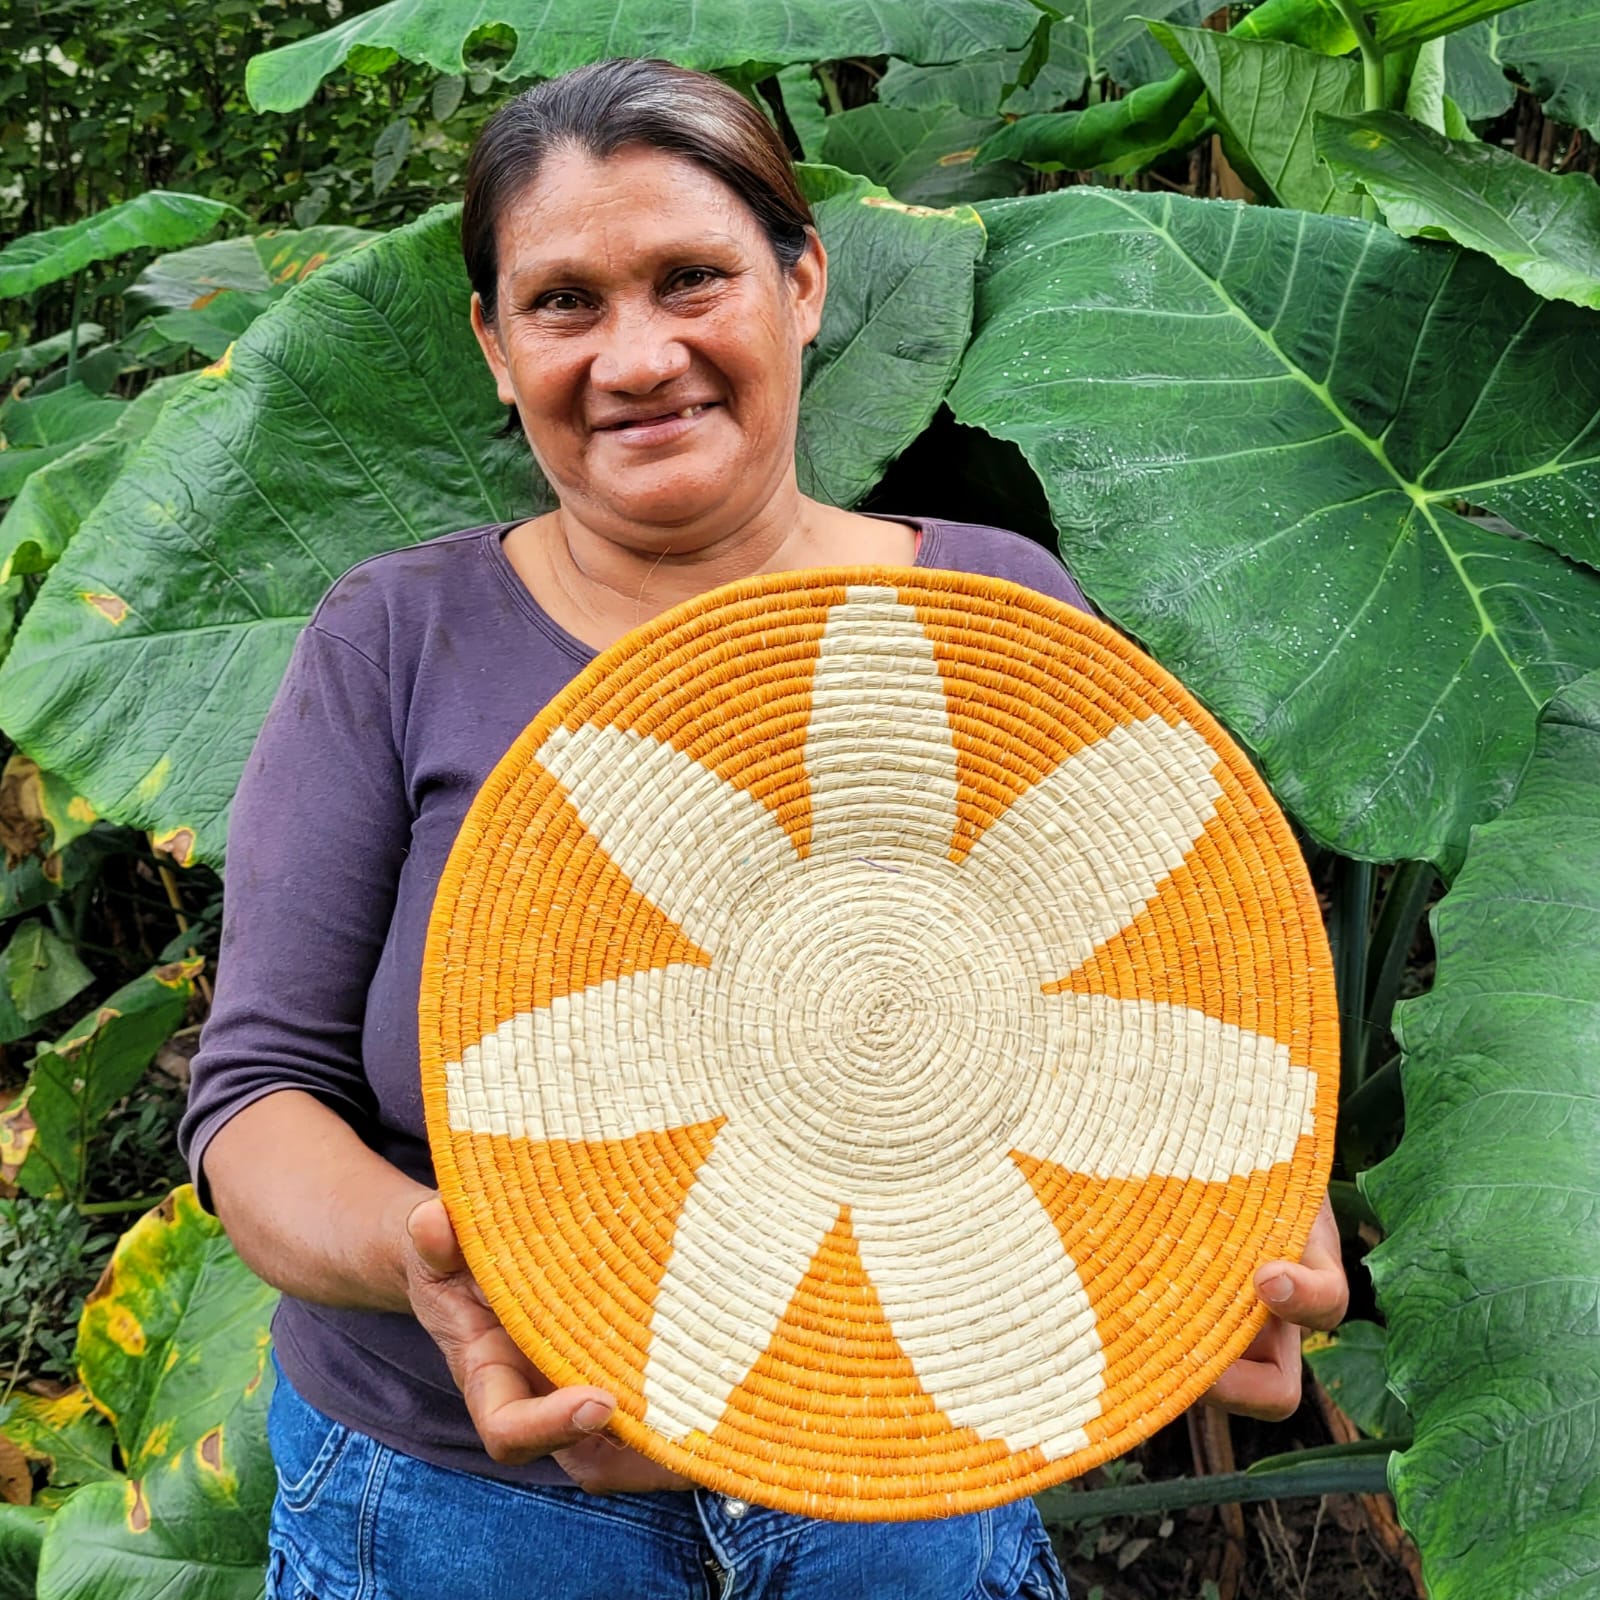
1050, 1399, 1422, 1600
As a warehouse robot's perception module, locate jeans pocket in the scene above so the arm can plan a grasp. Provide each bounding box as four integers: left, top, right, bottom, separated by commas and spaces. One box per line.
266, 1545, 324, 1600
1017, 1530, 1071, 1600
268, 1373, 356, 1514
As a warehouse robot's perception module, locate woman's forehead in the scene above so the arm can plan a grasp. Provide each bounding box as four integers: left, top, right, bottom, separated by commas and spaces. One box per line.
495, 147, 762, 277
506, 145, 746, 227
499, 147, 761, 268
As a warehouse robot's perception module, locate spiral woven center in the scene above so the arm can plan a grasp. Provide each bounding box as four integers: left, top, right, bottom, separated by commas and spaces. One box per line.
721, 866, 1042, 1190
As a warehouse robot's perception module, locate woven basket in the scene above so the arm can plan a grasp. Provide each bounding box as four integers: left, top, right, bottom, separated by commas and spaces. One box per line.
419, 568, 1337, 1521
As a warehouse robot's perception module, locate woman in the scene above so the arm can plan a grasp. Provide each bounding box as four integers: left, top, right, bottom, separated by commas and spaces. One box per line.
181, 57, 1347, 1600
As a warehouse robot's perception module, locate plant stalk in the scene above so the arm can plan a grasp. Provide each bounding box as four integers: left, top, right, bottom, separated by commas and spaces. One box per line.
1327, 0, 1384, 216
1035, 1453, 1393, 1523
1328, 0, 1385, 108
65, 273, 83, 386
1330, 857, 1376, 1094
78, 1192, 171, 1217
1363, 859, 1434, 1067
816, 63, 844, 118
155, 857, 212, 1003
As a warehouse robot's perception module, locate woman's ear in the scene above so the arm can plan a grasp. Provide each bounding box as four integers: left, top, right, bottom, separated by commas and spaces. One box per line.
790, 229, 827, 349
469, 292, 517, 406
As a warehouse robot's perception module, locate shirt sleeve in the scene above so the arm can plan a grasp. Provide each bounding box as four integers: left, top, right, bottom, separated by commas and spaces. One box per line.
1003, 536, 1097, 618
178, 621, 411, 1208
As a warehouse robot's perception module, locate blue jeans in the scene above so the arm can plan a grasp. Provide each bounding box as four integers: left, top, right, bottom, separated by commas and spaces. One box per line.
267, 1364, 1070, 1599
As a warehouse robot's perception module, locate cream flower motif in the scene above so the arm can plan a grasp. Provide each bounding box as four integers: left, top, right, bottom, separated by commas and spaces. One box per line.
444, 586, 1319, 1461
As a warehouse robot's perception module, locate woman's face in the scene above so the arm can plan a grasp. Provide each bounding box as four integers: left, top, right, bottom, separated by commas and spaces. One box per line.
471, 143, 826, 550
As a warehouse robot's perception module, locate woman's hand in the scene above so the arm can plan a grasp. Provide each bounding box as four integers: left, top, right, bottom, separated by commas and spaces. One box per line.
1201, 1195, 1348, 1421
404, 1196, 693, 1494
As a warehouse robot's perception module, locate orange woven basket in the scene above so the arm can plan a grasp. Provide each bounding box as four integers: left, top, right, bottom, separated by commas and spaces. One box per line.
419, 568, 1338, 1522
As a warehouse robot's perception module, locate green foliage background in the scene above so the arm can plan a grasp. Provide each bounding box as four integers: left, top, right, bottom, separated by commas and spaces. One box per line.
0, 0, 1597, 1596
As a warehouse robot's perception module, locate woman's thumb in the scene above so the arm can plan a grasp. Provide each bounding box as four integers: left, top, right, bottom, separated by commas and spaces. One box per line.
406, 1194, 466, 1275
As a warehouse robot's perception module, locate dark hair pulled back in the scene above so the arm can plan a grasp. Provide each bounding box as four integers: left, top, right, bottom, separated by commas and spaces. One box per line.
462, 58, 815, 323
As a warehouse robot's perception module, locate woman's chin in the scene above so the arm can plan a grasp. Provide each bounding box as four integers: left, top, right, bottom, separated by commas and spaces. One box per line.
583, 474, 754, 537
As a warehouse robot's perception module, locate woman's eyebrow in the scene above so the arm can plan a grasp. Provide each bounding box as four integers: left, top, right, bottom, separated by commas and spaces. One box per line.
506, 234, 746, 288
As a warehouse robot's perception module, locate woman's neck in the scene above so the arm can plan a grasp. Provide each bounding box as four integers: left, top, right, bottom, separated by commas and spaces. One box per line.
552, 474, 818, 622
508, 470, 911, 654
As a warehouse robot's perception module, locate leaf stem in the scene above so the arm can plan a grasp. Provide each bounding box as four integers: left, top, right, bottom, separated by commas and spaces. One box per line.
78, 1192, 168, 1217
1330, 857, 1376, 1095
1363, 859, 1434, 1066
155, 858, 211, 1004
65, 273, 83, 386
1326, 0, 1384, 216
816, 63, 844, 118
1036, 1453, 1393, 1523
1328, 0, 1385, 108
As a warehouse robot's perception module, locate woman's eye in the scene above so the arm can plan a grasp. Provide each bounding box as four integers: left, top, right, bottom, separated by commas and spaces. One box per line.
536, 291, 587, 312
670, 268, 718, 292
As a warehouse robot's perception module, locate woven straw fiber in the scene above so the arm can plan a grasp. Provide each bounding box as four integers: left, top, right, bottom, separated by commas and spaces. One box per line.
419, 568, 1337, 1522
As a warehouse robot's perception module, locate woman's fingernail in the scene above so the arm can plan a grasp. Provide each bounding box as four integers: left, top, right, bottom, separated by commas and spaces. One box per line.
574, 1400, 613, 1433
1260, 1274, 1294, 1305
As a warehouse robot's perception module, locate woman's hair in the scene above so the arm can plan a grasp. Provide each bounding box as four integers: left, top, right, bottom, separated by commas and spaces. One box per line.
462, 58, 816, 323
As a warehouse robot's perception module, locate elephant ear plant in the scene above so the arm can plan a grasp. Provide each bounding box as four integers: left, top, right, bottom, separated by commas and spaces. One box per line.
0, 0, 1597, 1593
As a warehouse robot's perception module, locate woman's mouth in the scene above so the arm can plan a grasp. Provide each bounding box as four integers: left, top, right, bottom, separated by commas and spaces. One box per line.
595, 402, 718, 445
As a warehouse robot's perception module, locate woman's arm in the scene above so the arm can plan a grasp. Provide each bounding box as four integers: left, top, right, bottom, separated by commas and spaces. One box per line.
205, 1089, 421, 1311
205, 1088, 691, 1491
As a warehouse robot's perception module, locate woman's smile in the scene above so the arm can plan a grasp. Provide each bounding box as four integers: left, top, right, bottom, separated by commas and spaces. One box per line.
591, 399, 722, 448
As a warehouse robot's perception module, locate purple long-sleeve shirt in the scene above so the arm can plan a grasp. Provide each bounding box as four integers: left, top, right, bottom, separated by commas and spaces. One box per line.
180, 515, 1092, 1485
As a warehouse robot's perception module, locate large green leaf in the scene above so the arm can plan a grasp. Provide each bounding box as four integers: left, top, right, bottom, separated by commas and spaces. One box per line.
0, 182, 983, 866
1442, 21, 1517, 119
884, 0, 1207, 112
1492, 0, 1600, 134
34, 1186, 277, 1600
0, 326, 107, 386
1367, 0, 1543, 51
1050, 0, 1205, 94
0, 1503, 48, 1600
125, 226, 378, 362
877, 36, 1091, 116
0, 387, 126, 502
975, 0, 1357, 173
16, 960, 200, 1203
1364, 670, 1600, 1598
819, 106, 1022, 204
947, 188, 1600, 867
1154, 27, 1364, 213
0, 207, 535, 869
244, 0, 1041, 112
0, 194, 238, 300
2, 920, 93, 1025
1107, 0, 1209, 91
127, 226, 377, 316
0, 378, 191, 584
1448, 0, 1600, 133
1, 1390, 117, 1491
796, 168, 986, 506
75, 1187, 276, 1475
775, 64, 829, 160
1318, 111, 1600, 309
974, 72, 1209, 173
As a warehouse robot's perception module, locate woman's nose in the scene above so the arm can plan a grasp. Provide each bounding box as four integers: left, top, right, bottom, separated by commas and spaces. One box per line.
589, 302, 691, 393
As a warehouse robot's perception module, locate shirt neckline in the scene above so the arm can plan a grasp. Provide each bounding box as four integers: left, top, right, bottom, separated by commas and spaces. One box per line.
481, 514, 947, 668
